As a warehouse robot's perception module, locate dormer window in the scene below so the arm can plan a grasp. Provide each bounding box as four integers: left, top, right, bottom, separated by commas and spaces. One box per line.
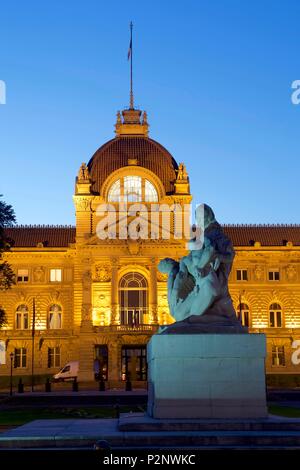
108, 176, 158, 203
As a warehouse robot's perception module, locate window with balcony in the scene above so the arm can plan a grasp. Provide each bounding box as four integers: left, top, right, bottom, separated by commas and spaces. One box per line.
49, 304, 62, 329
269, 303, 283, 328
119, 272, 148, 326
15, 304, 29, 330
272, 345, 285, 366
17, 269, 29, 283
14, 348, 27, 368
50, 269, 62, 282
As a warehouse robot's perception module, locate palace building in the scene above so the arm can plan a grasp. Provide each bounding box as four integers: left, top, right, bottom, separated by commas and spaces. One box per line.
1, 103, 300, 387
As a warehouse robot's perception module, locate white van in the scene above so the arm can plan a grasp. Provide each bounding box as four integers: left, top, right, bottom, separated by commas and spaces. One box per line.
52, 360, 79, 382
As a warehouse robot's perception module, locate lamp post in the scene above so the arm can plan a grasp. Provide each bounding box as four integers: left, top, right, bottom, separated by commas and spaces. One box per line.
9, 352, 14, 396
31, 298, 36, 392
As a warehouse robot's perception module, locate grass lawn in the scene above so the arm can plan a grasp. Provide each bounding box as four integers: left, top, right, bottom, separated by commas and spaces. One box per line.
268, 404, 300, 418
2, 404, 300, 427
0, 406, 143, 426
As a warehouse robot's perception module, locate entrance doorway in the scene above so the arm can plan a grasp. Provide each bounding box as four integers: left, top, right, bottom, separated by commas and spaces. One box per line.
94, 345, 108, 381
121, 345, 147, 381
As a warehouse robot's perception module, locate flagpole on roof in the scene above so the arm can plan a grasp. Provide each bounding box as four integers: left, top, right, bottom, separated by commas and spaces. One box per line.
128, 21, 134, 109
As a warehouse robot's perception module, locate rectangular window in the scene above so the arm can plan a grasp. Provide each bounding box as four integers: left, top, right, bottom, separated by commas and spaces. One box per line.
50, 269, 62, 282
269, 270, 280, 281
48, 347, 61, 368
17, 269, 29, 283
14, 348, 27, 368
49, 312, 62, 329
239, 310, 250, 327
270, 310, 282, 328
272, 346, 285, 366
236, 269, 248, 281
16, 312, 29, 330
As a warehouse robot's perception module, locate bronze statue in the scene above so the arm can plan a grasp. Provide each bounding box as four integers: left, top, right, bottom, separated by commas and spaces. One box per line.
158, 204, 246, 333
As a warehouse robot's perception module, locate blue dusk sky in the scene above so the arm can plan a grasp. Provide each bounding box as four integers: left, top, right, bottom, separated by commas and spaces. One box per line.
0, 0, 300, 225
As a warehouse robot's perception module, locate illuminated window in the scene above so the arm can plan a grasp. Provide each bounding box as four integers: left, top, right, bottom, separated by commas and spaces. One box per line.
107, 179, 121, 202
49, 304, 62, 329
236, 269, 248, 281
119, 272, 148, 326
272, 346, 285, 366
50, 269, 62, 282
145, 179, 158, 202
124, 176, 142, 202
17, 269, 29, 283
269, 303, 282, 328
16, 304, 29, 330
237, 303, 250, 327
269, 270, 280, 281
108, 177, 158, 202
48, 347, 61, 368
14, 348, 27, 368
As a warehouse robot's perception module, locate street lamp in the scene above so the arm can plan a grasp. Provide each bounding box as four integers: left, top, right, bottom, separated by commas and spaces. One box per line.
9, 352, 14, 396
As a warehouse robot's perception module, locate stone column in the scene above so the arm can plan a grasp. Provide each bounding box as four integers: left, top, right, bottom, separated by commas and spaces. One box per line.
149, 258, 158, 324
78, 267, 94, 382
81, 268, 93, 331
111, 258, 120, 324
108, 341, 121, 385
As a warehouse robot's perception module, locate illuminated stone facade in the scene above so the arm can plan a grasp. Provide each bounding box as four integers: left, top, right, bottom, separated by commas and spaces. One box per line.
1, 107, 300, 386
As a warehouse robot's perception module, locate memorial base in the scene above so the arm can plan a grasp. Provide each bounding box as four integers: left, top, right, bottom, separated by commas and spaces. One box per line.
147, 333, 267, 419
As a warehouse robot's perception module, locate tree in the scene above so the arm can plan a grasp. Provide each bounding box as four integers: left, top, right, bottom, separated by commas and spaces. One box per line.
0, 195, 16, 327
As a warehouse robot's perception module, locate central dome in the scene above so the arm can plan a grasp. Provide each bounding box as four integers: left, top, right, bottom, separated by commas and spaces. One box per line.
88, 135, 178, 195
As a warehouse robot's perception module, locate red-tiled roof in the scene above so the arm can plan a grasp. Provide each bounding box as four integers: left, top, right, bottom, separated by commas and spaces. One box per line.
4, 226, 76, 248
3, 225, 300, 248
223, 225, 300, 247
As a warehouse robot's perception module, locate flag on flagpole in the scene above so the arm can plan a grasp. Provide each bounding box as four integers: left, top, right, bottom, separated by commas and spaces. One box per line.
127, 37, 132, 60
128, 21, 133, 60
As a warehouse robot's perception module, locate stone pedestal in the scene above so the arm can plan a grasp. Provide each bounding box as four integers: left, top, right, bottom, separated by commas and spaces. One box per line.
147, 334, 267, 419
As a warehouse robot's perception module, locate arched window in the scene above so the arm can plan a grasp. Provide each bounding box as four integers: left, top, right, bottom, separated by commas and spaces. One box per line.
49, 304, 62, 329
119, 272, 148, 326
107, 179, 121, 202
269, 303, 282, 328
108, 176, 158, 202
16, 304, 29, 330
237, 303, 250, 327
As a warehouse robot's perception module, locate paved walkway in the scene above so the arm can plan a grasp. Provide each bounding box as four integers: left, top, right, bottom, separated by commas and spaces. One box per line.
2, 414, 300, 449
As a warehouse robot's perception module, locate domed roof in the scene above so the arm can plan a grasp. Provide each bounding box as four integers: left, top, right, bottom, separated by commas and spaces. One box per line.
87, 135, 178, 195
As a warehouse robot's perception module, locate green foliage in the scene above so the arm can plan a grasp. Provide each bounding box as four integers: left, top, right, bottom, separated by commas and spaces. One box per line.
0, 195, 16, 327
0, 261, 15, 291
268, 405, 300, 418
0, 307, 7, 328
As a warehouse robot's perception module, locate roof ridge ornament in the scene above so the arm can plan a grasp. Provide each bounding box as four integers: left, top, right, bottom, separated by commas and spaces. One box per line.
115, 108, 149, 136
